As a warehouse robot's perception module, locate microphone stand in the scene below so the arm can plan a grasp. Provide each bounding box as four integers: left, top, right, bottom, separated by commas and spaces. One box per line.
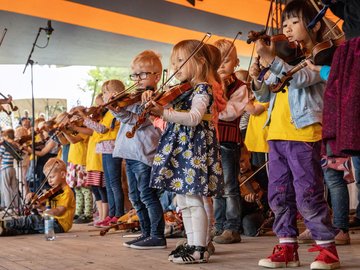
23, 23, 51, 193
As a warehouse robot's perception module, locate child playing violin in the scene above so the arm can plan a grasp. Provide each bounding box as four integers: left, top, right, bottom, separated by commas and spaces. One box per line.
143, 40, 224, 264
0, 158, 75, 236
61, 109, 93, 224
75, 93, 124, 227
109, 50, 165, 249
250, 0, 340, 269
211, 39, 248, 245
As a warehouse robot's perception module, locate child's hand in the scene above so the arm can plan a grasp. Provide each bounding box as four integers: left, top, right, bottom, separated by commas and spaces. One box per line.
255, 39, 275, 65
244, 193, 257, 203
74, 108, 86, 118
141, 90, 154, 104
149, 101, 164, 117
25, 192, 35, 204
249, 58, 261, 79
305, 59, 321, 73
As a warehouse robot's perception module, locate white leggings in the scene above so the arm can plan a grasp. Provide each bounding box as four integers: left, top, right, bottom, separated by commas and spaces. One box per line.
177, 194, 208, 247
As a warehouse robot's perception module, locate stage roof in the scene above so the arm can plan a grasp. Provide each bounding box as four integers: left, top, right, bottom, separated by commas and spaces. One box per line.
0, 0, 341, 68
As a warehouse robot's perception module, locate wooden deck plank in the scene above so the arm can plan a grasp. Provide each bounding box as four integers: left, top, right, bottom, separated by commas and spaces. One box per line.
1, 224, 360, 270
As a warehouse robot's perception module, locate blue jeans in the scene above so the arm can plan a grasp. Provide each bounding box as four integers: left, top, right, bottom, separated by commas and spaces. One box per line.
62, 144, 70, 165
125, 159, 165, 238
352, 156, 360, 218
324, 167, 349, 230
242, 211, 265, 237
102, 154, 124, 217
213, 143, 242, 232
3, 214, 64, 235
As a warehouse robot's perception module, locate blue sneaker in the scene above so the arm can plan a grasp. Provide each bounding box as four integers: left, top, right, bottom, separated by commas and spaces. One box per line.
123, 234, 148, 247
130, 236, 167, 250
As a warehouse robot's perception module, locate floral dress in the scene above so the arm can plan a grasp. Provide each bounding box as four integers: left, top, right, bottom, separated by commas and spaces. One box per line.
150, 83, 224, 196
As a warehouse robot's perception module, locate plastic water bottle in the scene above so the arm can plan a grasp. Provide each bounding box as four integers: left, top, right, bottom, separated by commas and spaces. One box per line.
44, 206, 56, 241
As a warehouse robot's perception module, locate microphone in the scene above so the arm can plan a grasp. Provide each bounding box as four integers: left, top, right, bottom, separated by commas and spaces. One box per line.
45, 20, 54, 39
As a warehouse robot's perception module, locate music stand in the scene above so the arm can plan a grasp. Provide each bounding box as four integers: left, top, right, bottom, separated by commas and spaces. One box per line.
1, 140, 24, 219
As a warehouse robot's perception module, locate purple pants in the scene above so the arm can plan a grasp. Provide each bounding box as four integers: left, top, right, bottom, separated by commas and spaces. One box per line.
268, 140, 336, 240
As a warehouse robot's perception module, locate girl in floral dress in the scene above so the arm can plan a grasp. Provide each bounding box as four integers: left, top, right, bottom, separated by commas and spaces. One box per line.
145, 39, 224, 264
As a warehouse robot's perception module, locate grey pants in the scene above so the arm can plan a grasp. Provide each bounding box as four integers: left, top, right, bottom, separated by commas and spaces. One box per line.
1, 167, 18, 208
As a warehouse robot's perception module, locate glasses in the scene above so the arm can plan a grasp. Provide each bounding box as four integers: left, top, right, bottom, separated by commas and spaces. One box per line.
129, 72, 158, 81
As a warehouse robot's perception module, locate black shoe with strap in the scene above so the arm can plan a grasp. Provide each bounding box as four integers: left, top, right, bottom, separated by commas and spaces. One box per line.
172, 245, 209, 264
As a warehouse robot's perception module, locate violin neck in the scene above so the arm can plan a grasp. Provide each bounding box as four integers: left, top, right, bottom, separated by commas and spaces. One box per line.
287, 58, 309, 77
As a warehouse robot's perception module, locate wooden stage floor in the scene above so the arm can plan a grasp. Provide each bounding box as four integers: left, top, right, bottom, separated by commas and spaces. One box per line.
1, 224, 360, 270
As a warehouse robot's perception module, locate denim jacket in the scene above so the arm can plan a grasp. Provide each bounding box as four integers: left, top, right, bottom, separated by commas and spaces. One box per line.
111, 103, 161, 166
252, 56, 325, 129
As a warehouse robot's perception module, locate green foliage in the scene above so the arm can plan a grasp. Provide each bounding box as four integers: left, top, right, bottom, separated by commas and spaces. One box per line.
80, 66, 132, 105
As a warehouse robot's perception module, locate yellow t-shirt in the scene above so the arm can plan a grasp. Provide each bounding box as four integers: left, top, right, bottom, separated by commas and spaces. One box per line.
244, 101, 269, 153
67, 133, 89, 165
86, 131, 103, 172
97, 111, 120, 142
49, 185, 75, 232
267, 89, 322, 142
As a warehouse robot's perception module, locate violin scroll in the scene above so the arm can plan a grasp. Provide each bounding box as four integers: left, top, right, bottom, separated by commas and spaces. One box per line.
247, 31, 305, 65
0, 93, 18, 114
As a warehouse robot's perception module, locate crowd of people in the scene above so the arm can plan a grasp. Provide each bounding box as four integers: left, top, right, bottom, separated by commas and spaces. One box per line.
0, 0, 359, 269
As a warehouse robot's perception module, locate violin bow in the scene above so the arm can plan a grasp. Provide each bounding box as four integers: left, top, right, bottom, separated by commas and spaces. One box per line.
220, 31, 243, 66
308, 0, 344, 42
26, 160, 60, 207
101, 82, 139, 108
156, 32, 212, 95
239, 161, 269, 188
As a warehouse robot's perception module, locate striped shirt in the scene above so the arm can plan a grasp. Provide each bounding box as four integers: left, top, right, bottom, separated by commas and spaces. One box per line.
0, 145, 14, 170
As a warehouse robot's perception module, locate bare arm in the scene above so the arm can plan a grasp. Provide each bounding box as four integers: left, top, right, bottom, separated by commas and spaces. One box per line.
35, 140, 57, 157
45, 206, 66, 217
245, 101, 266, 116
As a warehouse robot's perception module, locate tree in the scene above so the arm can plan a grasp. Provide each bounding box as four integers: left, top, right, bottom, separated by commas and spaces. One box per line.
79, 67, 131, 105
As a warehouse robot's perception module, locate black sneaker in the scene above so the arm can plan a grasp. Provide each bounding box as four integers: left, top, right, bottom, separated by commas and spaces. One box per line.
73, 215, 93, 224
130, 236, 167, 250
123, 234, 148, 248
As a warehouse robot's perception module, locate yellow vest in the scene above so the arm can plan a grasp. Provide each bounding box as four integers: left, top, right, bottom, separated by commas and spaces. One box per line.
267, 89, 322, 142
97, 111, 120, 142
244, 101, 269, 153
67, 133, 89, 165
86, 131, 103, 172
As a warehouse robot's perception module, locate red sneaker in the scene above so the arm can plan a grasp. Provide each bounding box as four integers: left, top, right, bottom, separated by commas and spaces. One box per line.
109, 216, 119, 224
258, 243, 300, 268
95, 216, 112, 228
309, 244, 340, 269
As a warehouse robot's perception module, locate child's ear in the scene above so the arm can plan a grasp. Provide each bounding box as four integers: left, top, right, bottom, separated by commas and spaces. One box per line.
61, 171, 66, 178
235, 58, 240, 68
155, 73, 161, 83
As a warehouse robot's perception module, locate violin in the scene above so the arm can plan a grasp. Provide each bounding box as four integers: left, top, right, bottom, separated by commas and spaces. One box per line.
0, 93, 18, 115
99, 220, 140, 236
239, 171, 264, 210
25, 185, 63, 215
247, 31, 305, 66
269, 39, 337, 93
99, 209, 140, 236
267, 0, 346, 93
238, 162, 268, 209
101, 83, 144, 112
125, 82, 192, 139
